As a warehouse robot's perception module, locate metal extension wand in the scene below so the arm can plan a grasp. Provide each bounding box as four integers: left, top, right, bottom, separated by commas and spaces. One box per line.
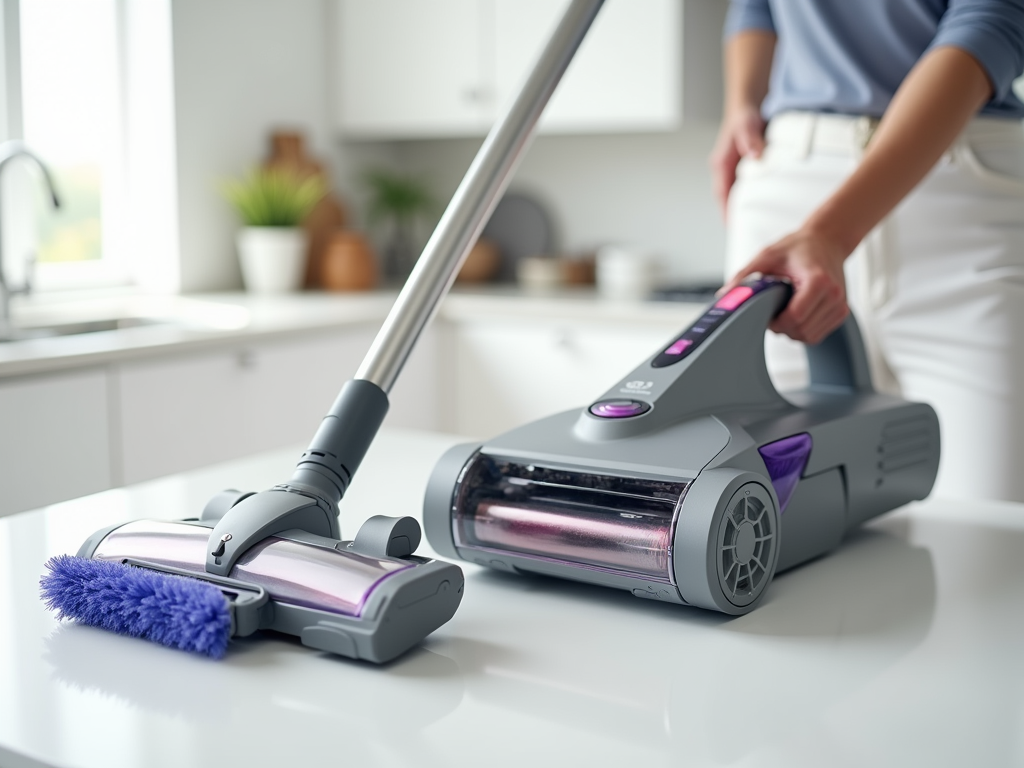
205, 0, 607, 581
285, 0, 606, 510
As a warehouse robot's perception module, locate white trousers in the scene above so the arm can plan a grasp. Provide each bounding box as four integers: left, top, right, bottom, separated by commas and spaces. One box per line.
726, 112, 1024, 503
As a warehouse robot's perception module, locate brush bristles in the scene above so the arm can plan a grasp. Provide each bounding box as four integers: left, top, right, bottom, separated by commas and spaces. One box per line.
40, 555, 232, 659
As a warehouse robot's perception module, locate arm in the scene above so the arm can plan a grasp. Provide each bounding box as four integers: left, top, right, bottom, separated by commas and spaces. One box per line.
725, 46, 993, 345
709, 29, 777, 214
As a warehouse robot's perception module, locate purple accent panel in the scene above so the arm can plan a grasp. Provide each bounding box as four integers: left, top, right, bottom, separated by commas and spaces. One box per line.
758, 433, 813, 512
589, 399, 650, 419
91, 520, 413, 618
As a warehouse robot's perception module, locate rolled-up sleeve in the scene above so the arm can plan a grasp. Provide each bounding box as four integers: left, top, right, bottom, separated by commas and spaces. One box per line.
724, 0, 776, 38
930, 0, 1024, 100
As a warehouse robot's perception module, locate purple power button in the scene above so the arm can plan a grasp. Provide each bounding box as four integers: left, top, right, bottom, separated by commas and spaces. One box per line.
589, 399, 652, 419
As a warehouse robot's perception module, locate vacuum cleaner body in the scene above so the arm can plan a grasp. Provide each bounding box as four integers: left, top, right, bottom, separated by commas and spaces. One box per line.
424, 278, 940, 614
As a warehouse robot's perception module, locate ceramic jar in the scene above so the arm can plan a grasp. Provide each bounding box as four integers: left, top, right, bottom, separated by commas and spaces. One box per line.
237, 227, 308, 294
321, 230, 377, 291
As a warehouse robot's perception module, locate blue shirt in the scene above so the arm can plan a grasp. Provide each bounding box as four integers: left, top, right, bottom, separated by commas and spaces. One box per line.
725, 0, 1024, 119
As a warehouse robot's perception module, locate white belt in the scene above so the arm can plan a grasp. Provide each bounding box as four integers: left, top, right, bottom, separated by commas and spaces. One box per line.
766, 112, 880, 156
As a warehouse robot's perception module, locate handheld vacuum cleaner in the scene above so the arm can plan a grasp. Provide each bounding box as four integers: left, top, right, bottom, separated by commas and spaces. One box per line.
424, 276, 940, 614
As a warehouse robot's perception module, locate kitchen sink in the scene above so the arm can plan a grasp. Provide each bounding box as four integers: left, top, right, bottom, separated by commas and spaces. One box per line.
0, 296, 250, 344
0, 316, 171, 342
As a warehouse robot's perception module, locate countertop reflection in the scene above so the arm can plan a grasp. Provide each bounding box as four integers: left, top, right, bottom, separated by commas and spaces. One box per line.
1, 429, 1022, 768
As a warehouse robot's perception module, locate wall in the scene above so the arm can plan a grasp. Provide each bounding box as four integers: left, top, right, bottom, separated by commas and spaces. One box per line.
171, 0, 337, 292
333, 0, 729, 285
379, 123, 726, 283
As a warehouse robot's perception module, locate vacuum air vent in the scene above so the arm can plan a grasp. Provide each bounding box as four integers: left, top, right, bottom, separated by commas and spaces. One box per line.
716, 483, 777, 608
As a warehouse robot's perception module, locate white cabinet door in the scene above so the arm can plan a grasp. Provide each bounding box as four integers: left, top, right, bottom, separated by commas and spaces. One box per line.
116, 349, 243, 485
333, 0, 712, 138
0, 369, 112, 516
494, 0, 682, 133
450, 317, 680, 437
116, 326, 442, 485
335, 0, 490, 137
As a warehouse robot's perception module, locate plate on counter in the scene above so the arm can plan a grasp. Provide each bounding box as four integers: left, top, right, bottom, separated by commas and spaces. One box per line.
481, 191, 554, 282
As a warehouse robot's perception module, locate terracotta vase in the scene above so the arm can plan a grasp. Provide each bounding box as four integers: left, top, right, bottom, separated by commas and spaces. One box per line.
457, 238, 501, 283
263, 131, 347, 289
322, 231, 377, 291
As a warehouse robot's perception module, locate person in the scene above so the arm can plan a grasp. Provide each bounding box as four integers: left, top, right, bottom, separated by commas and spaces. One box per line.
711, 0, 1024, 502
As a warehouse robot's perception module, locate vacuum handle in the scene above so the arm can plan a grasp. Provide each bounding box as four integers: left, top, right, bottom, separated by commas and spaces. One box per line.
806, 314, 873, 391
579, 278, 875, 440
650, 277, 873, 393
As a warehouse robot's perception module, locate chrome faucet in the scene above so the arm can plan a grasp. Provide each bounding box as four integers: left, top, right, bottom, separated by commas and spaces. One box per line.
0, 141, 61, 332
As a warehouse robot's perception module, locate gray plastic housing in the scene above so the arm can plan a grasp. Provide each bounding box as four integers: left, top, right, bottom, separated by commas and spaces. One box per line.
424, 279, 939, 615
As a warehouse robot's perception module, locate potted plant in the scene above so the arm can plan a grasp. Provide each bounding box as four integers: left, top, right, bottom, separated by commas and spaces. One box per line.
362, 169, 435, 282
223, 168, 326, 293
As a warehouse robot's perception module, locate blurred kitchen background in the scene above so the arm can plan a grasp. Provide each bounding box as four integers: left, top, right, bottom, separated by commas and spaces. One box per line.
2, 0, 729, 292
0, 0, 731, 516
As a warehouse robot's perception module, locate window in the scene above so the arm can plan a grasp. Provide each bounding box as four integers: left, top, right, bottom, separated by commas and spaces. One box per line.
2, 0, 177, 293
21, 0, 121, 271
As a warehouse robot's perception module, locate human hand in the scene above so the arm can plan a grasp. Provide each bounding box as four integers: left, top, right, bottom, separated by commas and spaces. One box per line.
709, 104, 767, 215
722, 227, 850, 345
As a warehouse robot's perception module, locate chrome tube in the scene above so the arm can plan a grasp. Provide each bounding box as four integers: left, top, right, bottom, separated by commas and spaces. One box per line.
355, 0, 605, 392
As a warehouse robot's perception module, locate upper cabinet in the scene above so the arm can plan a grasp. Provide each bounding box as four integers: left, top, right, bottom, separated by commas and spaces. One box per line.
334, 0, 725, 139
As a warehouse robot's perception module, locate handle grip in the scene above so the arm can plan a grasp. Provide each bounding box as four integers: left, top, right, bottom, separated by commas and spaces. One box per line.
652, 277, 873, 392
579, 277, 874, 439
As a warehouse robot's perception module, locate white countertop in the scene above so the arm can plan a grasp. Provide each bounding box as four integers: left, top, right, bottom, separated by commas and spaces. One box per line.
0, 288, 703, 379
2, 428, 1023, 768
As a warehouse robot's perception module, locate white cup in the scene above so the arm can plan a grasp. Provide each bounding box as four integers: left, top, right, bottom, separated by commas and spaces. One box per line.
596, 245, 661, 301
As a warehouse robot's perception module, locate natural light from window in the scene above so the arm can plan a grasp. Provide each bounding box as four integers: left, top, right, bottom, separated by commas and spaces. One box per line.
19, 0, 125, 282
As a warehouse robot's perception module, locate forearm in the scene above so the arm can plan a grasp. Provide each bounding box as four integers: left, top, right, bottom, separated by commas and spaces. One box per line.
723, 30, 776, 117
805, 46, 993, 253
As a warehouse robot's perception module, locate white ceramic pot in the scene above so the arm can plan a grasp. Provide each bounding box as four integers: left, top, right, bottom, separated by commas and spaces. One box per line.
595, 244, 662, 301
236, 227, 307, 294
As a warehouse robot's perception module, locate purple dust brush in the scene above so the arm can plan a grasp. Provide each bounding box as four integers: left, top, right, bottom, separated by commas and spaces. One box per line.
40, 555, 232, 659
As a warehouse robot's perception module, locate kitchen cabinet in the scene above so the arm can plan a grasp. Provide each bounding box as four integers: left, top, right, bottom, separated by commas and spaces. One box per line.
446, 315, 682, 437
0, 369, 112, 516
334, 0, 490, 137
334, 0, 724, 139
116, 326, 440, 485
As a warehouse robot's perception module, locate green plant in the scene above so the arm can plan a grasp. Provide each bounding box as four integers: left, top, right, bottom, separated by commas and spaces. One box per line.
362, 169, 435, 279
362, 169, 435, 227
222, 168, 326, 227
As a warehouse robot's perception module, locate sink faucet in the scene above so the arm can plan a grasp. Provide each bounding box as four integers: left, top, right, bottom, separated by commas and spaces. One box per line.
0, 141, 61, 332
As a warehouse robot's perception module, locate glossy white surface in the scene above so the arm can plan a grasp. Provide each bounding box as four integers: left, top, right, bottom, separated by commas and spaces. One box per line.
3, 428, 1021, 768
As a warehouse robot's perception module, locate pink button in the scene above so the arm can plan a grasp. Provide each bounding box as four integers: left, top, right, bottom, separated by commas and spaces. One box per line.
714, 286, 754, 311
665, 338, 693, 355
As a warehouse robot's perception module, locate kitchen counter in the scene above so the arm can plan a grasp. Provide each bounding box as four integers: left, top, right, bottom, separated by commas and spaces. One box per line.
0, 288, 704, 379
2, 428, 1023, 768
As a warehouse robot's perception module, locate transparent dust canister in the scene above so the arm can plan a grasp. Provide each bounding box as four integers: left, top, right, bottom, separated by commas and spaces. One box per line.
452, 454, 690, 583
